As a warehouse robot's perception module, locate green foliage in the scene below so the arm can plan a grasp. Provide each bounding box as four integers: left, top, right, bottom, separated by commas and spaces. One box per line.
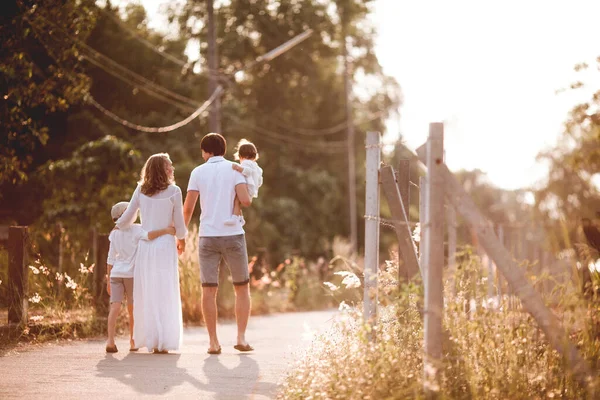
38, 135, 142, 233
0, 0, 95, 186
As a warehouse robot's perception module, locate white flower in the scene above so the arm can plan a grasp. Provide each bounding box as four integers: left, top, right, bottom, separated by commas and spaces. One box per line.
30, 315, 44, 322
29, 293, 42, 304
55, 272, 64, 282
28, 265, 40, 275
39, 265, 50, 276
334, 271, 361, 289
412, 223, 421, 243
64, 274, 77, 290
338, 301, 352, 312
323, 281, 339, 291
78, 263, 90, 274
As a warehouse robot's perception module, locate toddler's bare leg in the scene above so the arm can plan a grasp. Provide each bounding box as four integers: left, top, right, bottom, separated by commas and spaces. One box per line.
233, 196, 242, 217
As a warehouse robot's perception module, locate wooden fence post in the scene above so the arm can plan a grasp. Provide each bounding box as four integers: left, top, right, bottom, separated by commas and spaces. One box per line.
8, 226, 28, 325
94, 233, 110, 313
397, 159, 410, 218
423, 123, 445, 397
419, 176, 429, 271
56, 222, 64, 298
380, 166, 420, 282
446, 205, 457, 292
415, 146, 594, 389
363, 131, 380, 327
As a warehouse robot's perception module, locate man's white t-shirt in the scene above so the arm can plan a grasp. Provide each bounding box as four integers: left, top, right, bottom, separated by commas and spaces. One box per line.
107, 224, 148, 278
187, 156, 247, 237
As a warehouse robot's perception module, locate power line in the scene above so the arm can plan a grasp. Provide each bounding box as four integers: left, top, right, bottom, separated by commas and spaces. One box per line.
86, 86, 223, 133
98, 7, 190, 68
25, 14, 221, 134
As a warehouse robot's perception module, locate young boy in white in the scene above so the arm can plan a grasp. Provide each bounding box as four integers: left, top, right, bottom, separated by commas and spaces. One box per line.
105, 201, 175, 353
225, 139, 263, 226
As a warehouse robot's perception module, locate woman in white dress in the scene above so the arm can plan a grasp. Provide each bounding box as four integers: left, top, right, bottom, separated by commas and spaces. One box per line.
116, 153, 187, 353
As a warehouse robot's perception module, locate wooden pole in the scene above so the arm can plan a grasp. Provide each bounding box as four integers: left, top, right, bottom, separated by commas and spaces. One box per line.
415, 146, 594, 389
419, 176, 428, 270
56, 222, 64, 298
446, 205, 457, 287
380, 166, 420, 282
422, 123, 445, 397
207, 0, 221, 133
363, 131, 380, 327
343, 22, 357, 254
8, 226, 28, 324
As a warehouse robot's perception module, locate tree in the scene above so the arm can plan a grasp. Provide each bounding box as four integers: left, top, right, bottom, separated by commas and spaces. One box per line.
0, 0, 95, 186
171, 0, 401, 260
535, 57, 600, 250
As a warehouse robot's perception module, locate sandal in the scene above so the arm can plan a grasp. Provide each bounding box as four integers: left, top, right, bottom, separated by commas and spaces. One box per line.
105, 344, 118, 353
207, 346, 222, 355
233, 344, 254, 352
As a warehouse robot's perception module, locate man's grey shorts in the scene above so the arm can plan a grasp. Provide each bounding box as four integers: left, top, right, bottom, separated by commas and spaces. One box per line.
109, 277, 133, 304
199, 234, 249, 287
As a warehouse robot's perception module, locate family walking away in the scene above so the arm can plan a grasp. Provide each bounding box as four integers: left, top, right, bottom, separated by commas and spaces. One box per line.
105, 133, 259, 356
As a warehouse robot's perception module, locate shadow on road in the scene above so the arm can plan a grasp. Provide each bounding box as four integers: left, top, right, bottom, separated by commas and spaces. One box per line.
202, 354, 279, 399
95, 352, 204, 395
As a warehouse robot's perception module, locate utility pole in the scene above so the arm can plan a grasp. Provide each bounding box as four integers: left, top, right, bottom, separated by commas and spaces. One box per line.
207, 0, 221, 133
342, 19, 357, 254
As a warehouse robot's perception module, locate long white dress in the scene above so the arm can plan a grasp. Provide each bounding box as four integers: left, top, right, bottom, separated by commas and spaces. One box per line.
116, 184, 187, 351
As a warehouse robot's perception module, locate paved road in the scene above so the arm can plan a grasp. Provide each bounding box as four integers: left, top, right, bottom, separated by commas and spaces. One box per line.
0, 310, 337, 399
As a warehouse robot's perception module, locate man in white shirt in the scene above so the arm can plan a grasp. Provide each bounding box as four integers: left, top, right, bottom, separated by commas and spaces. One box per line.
181, 133, 254, 355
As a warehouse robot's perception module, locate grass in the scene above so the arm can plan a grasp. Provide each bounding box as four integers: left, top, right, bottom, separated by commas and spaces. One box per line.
279, 249, 600, 399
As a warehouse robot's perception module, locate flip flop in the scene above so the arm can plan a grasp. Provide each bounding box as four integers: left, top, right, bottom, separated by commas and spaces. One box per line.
207, 346, 222, 355
129, 348, 139, 352
152, 348, 169, 354
105, 345, 118, 353
234, 344, 254, 352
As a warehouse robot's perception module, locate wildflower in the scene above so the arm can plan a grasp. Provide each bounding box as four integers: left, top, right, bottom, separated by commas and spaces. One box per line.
338, 301, 352, 312
412, 223, 421, 243
79, 263, 89, 274
324, 282, 339, 291
55, 272, 64, 282
29, 293, 42, 303
30, 315, 44, 322
260, 274, 272, 285
39, 265, 50, 276
88, 263, 95, 273
29, 265, 40, 275
335, 271, 361, 289
64, 274, 77, 290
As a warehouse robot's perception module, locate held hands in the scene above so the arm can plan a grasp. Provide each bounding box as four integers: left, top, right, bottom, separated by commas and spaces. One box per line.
177, 238, 186, 255
167, 226, 176, 236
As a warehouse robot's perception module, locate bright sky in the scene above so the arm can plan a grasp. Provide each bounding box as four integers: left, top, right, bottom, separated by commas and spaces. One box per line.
371, 0, 600, 190
130, 0, 600, 190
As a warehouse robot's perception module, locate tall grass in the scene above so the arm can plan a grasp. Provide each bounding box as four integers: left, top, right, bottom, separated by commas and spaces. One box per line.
279, 250, 600, 399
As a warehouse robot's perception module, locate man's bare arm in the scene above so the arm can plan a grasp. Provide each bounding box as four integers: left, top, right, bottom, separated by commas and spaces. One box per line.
235, 183, 252, 208
183, 190, 199, 227
147, 227, 176, 240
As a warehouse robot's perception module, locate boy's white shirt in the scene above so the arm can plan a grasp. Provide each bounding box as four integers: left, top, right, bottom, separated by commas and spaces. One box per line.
107, 223, 148, 278
239, 159, 263, 198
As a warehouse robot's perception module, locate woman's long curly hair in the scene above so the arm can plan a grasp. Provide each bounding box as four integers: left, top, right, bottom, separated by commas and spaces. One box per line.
139, 153, 174, 196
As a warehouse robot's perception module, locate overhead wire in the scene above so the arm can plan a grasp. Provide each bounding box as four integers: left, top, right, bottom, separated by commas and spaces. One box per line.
24, 13, 220, 133
25, 8, 383, 147
98, 7, 190, 68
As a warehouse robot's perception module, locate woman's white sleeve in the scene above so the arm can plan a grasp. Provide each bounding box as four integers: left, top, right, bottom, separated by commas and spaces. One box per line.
115, 186, 140, 230
172, 186, 188, 240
